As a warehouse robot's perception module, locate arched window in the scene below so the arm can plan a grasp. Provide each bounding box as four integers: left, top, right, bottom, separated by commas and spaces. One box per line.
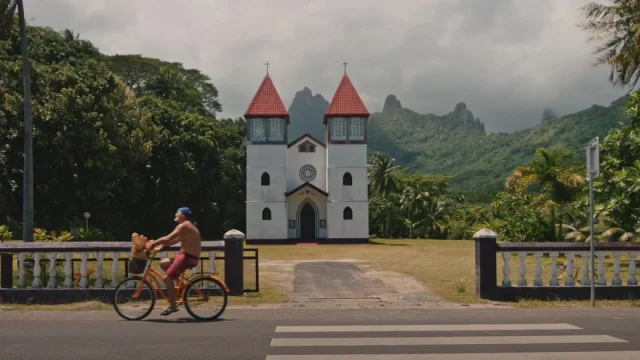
262, 208, 271, 220
298, 141, 316, 153
343, 207, 353, 220
342, 172, 352, 186
261, 172, 270, 186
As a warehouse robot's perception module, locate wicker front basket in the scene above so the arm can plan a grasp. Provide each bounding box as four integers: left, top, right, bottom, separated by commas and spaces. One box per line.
128, 258, 148, 274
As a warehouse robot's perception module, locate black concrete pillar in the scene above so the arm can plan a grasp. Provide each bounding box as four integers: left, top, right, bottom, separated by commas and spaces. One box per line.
474, 229, 497, 299
223, 230, 245, 296
1, 253, 13, 288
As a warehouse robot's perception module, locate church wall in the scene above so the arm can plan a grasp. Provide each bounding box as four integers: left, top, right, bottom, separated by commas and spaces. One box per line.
286, 188, 328, 239
326, 144, 368, 168
246, 201, 287, 240
326, 201, 369, 239
326, 145, 368, 199
327, 167, 367, 202
246, 144, 287, 202
286, 141, 326, 192
325, 143, 369, 240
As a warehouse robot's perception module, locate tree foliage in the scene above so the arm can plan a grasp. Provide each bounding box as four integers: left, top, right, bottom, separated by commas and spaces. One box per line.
580, 0, 640, 88
1, 14, 638, 245
0, 23, 242, 240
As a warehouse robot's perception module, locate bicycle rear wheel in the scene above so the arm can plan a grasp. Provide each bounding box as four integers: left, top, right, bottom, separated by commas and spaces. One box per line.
183, 276, 228, 320
113, 276, 155, 320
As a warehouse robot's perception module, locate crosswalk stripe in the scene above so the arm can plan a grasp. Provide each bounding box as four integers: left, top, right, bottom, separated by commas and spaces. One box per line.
270, 334, 626, 347
264, 351, 640, 360
274, 323, 582, 333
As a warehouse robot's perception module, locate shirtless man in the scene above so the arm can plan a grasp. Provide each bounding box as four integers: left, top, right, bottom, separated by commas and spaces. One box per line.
146, 207, 201, 316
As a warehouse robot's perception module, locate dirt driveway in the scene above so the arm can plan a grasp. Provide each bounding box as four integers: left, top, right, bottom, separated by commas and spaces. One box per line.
257, 259, 466, 309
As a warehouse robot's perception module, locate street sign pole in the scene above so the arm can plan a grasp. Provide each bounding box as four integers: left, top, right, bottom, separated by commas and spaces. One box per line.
586, 137, 599, 308
588, 164, 595, 307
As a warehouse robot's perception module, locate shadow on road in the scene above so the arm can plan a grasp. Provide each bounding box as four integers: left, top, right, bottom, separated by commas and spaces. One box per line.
140, 317, 234, 324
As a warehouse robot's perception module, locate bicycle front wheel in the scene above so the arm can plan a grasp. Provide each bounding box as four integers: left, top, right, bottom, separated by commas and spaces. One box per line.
113, 276, 155, 320
183, 276, 228, 320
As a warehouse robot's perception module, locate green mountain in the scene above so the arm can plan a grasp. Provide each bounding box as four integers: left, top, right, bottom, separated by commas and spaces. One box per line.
287, 87, 328, 141
370, 94, 629, 193
286, 88, 630, 194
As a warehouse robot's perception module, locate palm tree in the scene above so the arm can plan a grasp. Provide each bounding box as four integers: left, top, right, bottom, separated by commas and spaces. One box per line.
0, 0, 33, 241
400, 186, 426, 238
368, 152, 399, 238
417, 197, 450, 238
505, 148, 584, 241
580, 0, 640, 88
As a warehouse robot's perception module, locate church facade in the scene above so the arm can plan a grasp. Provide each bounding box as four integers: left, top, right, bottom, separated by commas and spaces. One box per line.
244, 70, 370, 244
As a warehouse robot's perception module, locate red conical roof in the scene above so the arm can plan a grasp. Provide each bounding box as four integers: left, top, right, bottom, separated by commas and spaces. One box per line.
244, 74, 289, 122
324, 73, 369, 123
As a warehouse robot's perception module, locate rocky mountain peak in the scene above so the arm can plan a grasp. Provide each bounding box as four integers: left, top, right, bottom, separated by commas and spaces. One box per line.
287, 87, 329, 141
383, 94, 403, 116
446, 102, 485, 134
541, 107, 558, 123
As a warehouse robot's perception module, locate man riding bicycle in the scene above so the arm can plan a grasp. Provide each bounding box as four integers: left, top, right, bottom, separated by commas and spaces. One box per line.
145, 207, 201, 316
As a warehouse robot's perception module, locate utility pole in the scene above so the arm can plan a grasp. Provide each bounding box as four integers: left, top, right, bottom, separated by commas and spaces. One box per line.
586, 137, 600, 307
18, 0, 33, 242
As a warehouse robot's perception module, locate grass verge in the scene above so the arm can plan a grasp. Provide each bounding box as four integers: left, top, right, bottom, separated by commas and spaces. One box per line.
0, 279, 287, 311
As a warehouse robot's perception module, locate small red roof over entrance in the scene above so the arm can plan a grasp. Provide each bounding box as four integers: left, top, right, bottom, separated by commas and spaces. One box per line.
324, 73, 369, 124
244, 74, 289, 122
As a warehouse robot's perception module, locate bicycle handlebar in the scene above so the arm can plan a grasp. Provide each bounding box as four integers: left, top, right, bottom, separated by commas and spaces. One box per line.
143, 244, 165, 258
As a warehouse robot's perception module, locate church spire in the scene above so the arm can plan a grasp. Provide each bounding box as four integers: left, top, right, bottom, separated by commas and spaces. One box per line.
323, 69, 369, 124
244, 70, 289, 122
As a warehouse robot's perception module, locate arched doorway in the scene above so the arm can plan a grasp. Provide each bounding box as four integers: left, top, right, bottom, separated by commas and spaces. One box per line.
298, 201, 317, 241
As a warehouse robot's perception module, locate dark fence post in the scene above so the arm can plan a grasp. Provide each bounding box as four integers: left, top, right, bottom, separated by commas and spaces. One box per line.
473, 228, 497, 299
1, 253, 13, 288
223, 229, 245, 296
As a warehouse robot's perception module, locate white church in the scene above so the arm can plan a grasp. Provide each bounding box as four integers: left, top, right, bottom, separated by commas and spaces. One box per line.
244, 69, 370, 245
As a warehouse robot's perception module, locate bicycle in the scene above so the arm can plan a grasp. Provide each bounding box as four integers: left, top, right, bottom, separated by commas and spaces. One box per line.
112, 246, 229, 321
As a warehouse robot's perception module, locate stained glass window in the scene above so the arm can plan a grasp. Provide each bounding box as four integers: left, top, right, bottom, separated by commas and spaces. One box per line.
330, 117, 347, 140
348, 117, 365, 140
250, 118, 265, 141
268, 118, 284, 141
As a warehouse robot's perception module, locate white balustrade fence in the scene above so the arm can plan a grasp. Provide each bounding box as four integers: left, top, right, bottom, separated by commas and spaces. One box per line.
473, 229, 640, 300
498, 249, 639, 288
0, 240, 259, 303
12, 249, 221, 290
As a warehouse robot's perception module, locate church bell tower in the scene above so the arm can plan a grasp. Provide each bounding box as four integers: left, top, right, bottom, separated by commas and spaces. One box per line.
244, 68, 290, 241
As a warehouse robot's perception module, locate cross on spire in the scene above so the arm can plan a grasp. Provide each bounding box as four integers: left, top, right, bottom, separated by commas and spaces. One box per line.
264, 62, 270, 74
343, 61, 348, 74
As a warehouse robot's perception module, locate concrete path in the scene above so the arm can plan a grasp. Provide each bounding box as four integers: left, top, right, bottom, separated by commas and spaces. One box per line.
274, 260, 454, 309
293, 261, 394, 299
2, 308, 640, 359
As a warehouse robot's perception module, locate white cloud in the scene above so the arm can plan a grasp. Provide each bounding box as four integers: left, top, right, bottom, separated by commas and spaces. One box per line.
26, 0, 626, 132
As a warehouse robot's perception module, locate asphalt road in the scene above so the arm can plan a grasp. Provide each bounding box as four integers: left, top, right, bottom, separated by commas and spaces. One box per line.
2, 308, 640, 359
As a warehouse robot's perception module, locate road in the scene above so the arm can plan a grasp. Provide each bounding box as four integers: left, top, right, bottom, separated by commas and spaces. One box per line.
2, 308, 640, 359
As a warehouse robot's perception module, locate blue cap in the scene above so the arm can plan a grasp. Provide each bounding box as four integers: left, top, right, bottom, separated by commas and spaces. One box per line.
177, 207, 192, 218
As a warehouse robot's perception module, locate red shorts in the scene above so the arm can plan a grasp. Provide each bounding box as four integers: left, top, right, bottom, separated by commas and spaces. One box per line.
165, 251, 199, 280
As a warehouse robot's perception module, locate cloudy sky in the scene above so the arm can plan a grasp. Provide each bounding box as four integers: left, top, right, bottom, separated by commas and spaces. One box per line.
27, 0, 626, 133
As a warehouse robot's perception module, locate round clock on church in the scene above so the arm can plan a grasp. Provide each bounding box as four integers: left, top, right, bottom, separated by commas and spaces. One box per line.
299, 164, 317, 182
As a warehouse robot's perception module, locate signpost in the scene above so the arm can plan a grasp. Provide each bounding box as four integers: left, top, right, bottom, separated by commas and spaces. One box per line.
586, 137, 599, 307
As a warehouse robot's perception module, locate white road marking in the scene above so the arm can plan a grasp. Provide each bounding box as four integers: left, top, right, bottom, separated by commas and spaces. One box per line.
274, 323, 582, 333
270, 334, 626, 347
265, 351, 640, 360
